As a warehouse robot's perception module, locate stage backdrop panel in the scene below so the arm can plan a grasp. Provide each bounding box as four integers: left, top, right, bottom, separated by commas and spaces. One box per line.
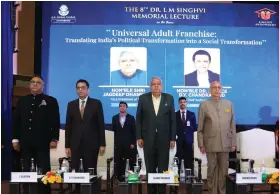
42, 2, 279, 125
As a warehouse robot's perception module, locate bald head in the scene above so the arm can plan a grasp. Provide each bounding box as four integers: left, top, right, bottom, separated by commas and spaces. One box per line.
210, 81, 222, 99
150, 76, 163, 97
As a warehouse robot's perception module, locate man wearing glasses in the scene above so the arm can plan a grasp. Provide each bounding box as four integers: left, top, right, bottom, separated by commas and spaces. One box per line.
65, 79, 106, 193
197, 81, 236, 194
12, 75, 60, 194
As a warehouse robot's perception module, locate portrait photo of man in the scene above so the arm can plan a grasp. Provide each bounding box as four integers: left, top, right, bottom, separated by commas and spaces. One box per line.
110, 47, 147, 86
184, 48, 220, 87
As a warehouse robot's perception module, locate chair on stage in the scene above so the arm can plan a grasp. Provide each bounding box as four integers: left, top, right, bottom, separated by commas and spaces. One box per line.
238, 128, 279, 193
193, 131, 239, 181
50, 129, 67, 170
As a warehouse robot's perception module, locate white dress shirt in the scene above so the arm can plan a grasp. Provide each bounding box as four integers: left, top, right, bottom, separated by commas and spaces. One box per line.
197, 72, 210, 87
152, 94, 161, 116
119, 114, 126, 128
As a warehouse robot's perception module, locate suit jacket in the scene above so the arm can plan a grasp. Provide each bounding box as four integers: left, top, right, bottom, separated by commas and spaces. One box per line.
65, 97, 106, 151
184, 70, 220, 86
176, 110, 197, 145
197, 99, 236, 152
13, 94, 60, 149
112, 113, 136, 147
110, 69, 147, 86
136, 92, 176, 150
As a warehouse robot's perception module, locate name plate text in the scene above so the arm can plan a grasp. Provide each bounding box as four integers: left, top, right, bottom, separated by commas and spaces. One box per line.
64, 173, 90, 183
148, 173, 174, 184
11, 172, 38, 183
236, 173, 262, 184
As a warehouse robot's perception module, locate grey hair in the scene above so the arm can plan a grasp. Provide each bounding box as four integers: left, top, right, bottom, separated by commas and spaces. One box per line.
210, 81, 221, 88
150, 76, 163, 85
119, 51, 136, 58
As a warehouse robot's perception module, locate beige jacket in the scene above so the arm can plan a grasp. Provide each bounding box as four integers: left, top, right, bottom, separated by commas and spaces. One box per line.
197, 99, 236, 152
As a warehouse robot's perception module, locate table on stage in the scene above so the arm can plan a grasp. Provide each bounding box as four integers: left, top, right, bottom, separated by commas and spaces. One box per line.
226, 173, 279, 194
9, 175, 101, 194
117, 175, 204, 194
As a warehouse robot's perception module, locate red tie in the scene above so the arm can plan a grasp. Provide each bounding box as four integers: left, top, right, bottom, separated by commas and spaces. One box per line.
182, 111, 186, 126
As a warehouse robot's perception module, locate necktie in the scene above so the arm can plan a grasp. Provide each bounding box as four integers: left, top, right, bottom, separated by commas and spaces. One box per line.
80, 100, 85, 119
182, 111, 186, 126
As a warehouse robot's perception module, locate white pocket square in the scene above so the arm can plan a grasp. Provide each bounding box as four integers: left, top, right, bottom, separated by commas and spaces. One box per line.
39, 100, 47, 107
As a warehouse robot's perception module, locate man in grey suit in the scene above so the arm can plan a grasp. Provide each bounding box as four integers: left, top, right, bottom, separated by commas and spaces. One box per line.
197, 81, 236, 194
136, 77, 176, 194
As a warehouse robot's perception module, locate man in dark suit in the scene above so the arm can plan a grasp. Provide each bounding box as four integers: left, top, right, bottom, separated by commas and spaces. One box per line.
185, 50, 220, 87
112, 101, 136, 179
175, 97, 197, 171
12, 75, 60, 194
65, 79, 106, 174
136, 76, 176, 194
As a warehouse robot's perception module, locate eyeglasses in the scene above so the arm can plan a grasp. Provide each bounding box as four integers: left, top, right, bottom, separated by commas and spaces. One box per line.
211, 86, 222, 90
30, 81, 42, 85
76, 86, 88, 90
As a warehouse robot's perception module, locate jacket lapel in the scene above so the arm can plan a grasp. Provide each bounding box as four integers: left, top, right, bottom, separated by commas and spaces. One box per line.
116, 114, 120, 128
186, 110, 191, 121
177, 111, 183, 124
82, 97, 90, 120
122, 114, 127, 128
157, 93, 165, 116
75, 99, 82, 121
148, 93, 156, 117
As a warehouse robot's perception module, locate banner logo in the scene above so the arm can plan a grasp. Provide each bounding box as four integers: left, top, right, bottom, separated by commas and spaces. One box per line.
255, 8, 277, 20
58, 5, 69, 17
51, 4, 76, 24
255, 8, 277, 27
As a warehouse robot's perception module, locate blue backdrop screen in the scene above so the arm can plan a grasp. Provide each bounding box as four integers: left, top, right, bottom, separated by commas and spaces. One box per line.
42, 2, 279, 125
